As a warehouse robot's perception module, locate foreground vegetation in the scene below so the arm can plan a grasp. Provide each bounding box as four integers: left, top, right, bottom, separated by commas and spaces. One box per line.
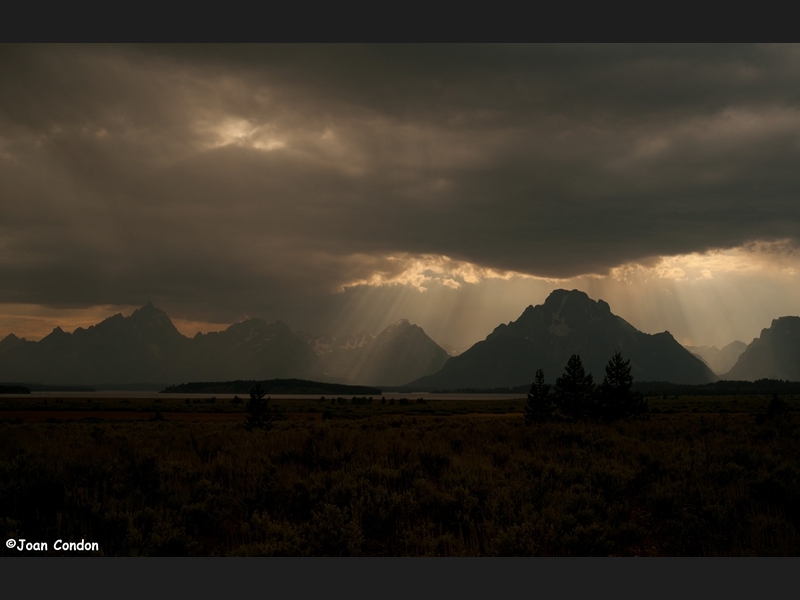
1, 399, 799, 556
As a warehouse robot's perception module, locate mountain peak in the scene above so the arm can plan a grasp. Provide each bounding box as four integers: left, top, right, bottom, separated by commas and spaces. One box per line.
0, 333, 26, 352
544, 288, 591, 305
39, 326, 70, 345
541, 289, 602, 320
513, 289, 614, 332
133, 301, 161, 317
124, 302, 185, 343
129, 302, 177, 327
771, 316, 800, 330
408, 290, 716, 389
374, 319, 417, 342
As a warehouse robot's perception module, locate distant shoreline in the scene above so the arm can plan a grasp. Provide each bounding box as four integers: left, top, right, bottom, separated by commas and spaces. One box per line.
161, 378, 382, 396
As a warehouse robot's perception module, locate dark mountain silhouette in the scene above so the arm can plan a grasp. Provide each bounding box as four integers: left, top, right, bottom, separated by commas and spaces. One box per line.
684, 341, 747, 375
187, 319, 322, 382
723, 317, 800, 381
301, 319, 449, 386
0, 333, 27, 353
0, 302, 323, 385
405, 289, 717, 390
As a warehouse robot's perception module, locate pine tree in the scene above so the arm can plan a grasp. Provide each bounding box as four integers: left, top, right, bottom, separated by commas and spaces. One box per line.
525, 369, 552, 425
598, 351, 647, 420
554, 354, 595, 420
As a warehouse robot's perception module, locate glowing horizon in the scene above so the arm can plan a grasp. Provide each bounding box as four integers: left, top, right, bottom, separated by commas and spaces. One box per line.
2, 240, 797, 356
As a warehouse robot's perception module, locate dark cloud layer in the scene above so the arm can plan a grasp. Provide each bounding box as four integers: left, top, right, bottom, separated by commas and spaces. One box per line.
2, 44, 800, 328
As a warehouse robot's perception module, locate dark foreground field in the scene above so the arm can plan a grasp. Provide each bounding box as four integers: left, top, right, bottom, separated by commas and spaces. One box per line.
1, 396, 799, 556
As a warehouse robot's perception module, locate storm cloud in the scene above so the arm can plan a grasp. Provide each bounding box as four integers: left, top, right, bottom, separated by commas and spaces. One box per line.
2, 44, 800, 343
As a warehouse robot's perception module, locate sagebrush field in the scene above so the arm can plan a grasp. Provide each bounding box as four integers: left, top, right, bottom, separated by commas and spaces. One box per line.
1, 395, 799, 556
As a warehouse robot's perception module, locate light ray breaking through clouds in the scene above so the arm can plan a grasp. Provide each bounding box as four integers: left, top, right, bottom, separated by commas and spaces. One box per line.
2, 44, 800, 352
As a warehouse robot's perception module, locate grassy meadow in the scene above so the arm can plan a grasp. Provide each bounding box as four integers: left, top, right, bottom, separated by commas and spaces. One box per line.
1, 394, 799, 556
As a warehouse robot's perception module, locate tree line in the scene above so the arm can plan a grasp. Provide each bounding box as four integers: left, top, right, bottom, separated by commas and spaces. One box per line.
525, 352, 647, 424
244, 351, 647, 429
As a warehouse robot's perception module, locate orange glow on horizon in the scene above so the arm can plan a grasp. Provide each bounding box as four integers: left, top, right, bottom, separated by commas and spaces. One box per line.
0, 304, 233, 342
1, 240, 798, 350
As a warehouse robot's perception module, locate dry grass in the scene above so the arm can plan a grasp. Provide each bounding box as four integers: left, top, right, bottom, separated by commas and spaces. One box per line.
1, 406, 798, 556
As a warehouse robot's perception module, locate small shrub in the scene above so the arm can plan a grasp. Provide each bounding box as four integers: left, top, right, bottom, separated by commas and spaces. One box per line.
245, 384, 273, 431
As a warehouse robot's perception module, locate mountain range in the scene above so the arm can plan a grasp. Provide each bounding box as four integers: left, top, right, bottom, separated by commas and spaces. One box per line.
0, 303, 447, 386
1, 291, 798, 388
406, 289, 718, 389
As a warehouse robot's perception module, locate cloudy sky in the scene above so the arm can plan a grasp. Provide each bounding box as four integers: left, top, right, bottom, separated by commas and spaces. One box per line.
2, 44, 800, 352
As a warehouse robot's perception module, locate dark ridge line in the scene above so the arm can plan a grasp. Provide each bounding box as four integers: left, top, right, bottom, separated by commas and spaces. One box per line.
162, 378, 381, 395
0, 385, 31, 394
420, 379, 800, 395
0, 383, 94, 392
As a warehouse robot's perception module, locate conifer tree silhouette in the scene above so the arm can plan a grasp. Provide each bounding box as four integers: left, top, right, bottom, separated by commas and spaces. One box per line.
597, 351, 647, 420
525, 369, 552, 424
554, 354, 595, 420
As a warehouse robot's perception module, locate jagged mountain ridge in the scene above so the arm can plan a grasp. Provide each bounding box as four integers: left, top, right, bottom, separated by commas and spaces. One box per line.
0, 304, 449, 387
185, 318, 324, 382
301, 319, 450, 386
0, 302, 323, 385
405, 289, 717, 389
723, 317, 800, 381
